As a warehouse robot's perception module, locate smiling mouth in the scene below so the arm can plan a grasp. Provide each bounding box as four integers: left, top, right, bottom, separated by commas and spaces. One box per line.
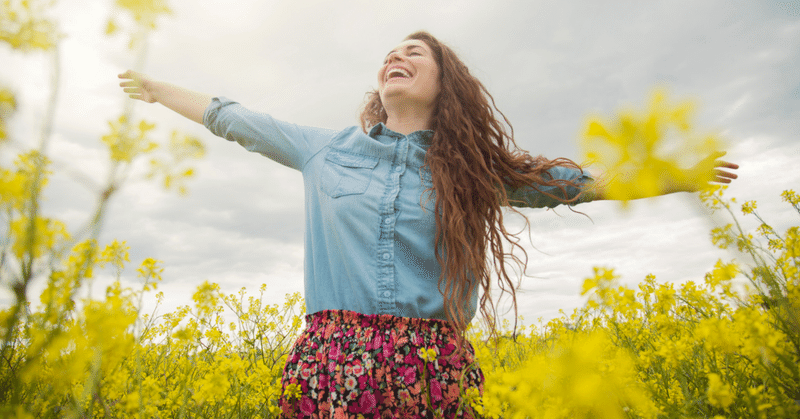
386, 67, 412, 82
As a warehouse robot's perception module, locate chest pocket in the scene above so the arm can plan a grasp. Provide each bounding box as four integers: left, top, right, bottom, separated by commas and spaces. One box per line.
321, 149, 380, 198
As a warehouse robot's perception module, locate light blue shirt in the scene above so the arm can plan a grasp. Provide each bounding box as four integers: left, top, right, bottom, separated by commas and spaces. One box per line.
203, 97, 593, 321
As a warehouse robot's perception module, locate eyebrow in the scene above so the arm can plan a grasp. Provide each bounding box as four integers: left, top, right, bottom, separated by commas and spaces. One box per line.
385, 44, 425, 58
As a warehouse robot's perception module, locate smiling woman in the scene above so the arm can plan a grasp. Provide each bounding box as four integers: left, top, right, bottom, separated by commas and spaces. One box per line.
377, 39, 441, 133
117, 30, 737, 418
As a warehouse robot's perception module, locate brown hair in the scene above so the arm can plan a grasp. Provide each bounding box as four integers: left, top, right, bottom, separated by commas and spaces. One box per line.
360, 31, 585, 344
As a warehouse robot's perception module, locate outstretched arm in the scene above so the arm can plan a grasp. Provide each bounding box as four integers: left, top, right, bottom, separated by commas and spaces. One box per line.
118, 70, 213, 124
586, 151, 740, 201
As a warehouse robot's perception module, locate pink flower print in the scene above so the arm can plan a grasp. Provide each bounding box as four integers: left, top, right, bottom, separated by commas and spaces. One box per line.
445, 383, 460, 403
344, 376, 358, 391
328, 361, 339, 374
397, 388, 412, 405
357, 374, 368, 389
334, 407, 348, 419
351, 363, 365, 377
300, 368, 313, 380
299, 396, 316, 415
408, 382, 422, 395
344, 364, 353, 376
362, 355, 375, 370
404, 352, 418, 365
430, 379, 443, 402
318, 373, 329, 389
309, 376, 318, 390
318, 401, 331, 415
401, 366, 416, 385
351, 392, 377, 414
382, 342, 393, 359
329, 344, 341, 361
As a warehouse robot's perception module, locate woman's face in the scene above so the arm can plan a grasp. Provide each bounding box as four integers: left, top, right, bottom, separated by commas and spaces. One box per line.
378, 39, 440, 111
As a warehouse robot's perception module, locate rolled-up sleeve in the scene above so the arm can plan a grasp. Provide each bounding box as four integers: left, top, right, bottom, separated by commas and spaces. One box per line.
506, 166, 594, 208
203, 97, 334, 171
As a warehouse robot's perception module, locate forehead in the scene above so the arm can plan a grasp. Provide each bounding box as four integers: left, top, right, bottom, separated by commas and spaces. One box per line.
386, 39, 433, 56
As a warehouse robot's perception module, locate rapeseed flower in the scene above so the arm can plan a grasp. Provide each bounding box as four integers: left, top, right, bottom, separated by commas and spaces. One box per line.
581, 88, 723, 205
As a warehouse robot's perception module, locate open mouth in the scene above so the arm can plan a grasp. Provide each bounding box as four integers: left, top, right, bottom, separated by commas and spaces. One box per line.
386, 67, 412, 82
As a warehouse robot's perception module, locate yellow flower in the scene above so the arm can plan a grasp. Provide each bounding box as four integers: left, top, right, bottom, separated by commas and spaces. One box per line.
707, 373, 734, 409
104, 19, 118, 36
101, 115, 158, 163
0, 0, 59, 51
284, 382, 301, 401
99, 240, 130, 271
741, 200, 757, 215
419, 347, 438, 362
0, 87, 16, 141
137, 257, 163, 291
581, 88, 723, 205
705, 259, 738, 289
147, 131, 205, 195
781, 189, 799, 207
115, 0, 172, 29
192, 280, 221, 318
10, 216, 69, 259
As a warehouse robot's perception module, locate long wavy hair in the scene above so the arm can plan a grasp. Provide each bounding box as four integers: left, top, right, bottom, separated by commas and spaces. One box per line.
360, 31, 586, 343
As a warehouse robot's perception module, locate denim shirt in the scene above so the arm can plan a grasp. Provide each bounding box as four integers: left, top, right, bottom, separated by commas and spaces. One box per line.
203, 97, 593, 321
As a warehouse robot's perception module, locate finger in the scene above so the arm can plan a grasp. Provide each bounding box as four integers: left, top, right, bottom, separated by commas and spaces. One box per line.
715, 169, 738, 179
715, 160, 739, 170
123, 87, 141, 93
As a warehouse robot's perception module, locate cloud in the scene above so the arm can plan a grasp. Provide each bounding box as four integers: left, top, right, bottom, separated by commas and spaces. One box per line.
2, 0, 798, 325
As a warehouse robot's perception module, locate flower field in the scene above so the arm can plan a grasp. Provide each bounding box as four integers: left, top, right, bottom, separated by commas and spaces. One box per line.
1, 180, 799, 417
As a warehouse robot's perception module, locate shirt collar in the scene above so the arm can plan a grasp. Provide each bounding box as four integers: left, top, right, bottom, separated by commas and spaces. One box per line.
368, 122, 434, 147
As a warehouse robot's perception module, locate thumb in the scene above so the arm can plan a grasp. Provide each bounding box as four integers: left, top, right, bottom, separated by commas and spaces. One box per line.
118, 69, 139, 79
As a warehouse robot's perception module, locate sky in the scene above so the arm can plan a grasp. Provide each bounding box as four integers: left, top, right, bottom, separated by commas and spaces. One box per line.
2, 0, 799, 327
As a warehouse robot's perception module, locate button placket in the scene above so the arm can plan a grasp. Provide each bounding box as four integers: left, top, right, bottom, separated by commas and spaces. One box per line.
375, 134, 409, 314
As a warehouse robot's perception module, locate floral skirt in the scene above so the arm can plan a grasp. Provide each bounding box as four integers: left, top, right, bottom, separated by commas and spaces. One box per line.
279, 310, 484, 418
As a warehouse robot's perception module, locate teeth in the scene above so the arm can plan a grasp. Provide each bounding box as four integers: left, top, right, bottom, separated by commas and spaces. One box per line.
387, 68, 411, 80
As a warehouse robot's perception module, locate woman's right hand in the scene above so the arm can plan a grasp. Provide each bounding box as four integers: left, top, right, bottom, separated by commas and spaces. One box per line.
116, 71, 212, 124
118, 70, 157, 103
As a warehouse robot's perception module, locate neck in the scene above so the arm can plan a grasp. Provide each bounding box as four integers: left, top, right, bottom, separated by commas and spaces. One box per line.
384, 103, 434, 136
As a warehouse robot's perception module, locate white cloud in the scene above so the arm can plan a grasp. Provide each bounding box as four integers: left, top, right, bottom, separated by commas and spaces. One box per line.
2, 0, 798, 326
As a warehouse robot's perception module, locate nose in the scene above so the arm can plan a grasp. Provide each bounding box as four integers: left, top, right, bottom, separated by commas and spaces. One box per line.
385, 50, 403, 64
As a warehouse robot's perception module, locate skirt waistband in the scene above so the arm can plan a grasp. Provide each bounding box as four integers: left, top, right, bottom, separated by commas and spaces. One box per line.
305, 309, 455, 337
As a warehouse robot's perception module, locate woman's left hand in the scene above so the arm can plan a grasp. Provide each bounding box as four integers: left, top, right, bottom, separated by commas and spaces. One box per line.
586, 151, 739, 201
677, 151, 739, 192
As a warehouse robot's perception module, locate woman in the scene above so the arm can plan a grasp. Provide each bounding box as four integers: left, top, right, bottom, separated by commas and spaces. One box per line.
119, 31, 737, 418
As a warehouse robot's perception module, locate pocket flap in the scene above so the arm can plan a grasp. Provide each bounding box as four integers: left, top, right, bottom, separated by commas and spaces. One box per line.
325, 149, 379, 169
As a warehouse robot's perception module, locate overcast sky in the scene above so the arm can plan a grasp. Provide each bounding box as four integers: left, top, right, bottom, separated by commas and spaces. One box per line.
2, 0, 799, 326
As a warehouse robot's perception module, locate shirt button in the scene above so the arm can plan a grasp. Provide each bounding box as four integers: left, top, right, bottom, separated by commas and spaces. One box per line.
383, 217, 392, 224
383, 291, 391, 297
395, 166, 403, 172
382, 253, 390, 260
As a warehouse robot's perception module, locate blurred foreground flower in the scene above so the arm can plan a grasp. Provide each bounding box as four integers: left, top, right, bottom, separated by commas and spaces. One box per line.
0, 0, 59, 51
581, 88, 724, 205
